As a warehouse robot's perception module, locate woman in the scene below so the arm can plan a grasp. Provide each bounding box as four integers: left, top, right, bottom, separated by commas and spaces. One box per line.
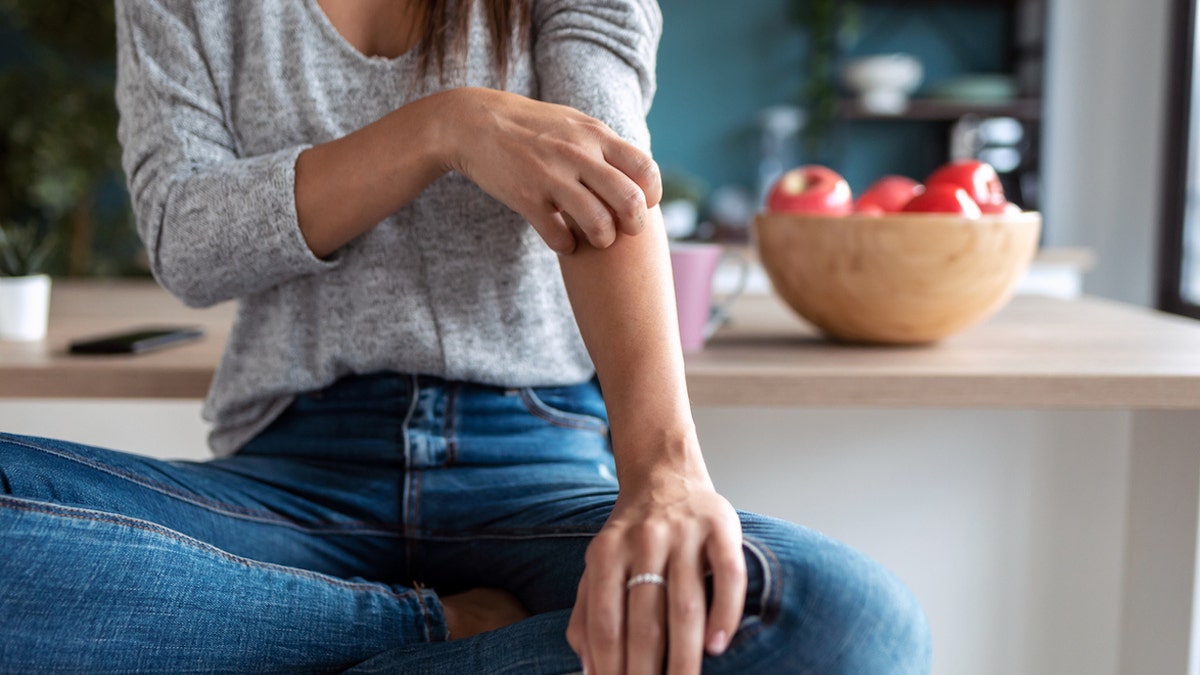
0, 0, 930, 672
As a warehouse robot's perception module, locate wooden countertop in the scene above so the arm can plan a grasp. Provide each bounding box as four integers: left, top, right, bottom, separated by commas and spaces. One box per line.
3, 280, 1200, 409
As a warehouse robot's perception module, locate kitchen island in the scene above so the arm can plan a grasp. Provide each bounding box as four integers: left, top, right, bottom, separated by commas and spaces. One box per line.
5, 280, 1196, 409
2, 280, 1199, 675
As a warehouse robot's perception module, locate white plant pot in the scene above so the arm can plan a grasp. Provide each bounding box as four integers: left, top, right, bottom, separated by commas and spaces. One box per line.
0, 274, 52, 341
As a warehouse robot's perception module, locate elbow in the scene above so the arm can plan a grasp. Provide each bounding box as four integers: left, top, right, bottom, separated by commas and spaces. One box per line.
148, 257, 226, 309
134, 184, 233, 309
140, 217, 228, 309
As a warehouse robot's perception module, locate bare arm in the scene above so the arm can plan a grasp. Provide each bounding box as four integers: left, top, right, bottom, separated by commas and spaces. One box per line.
560, 210, 746, 675
557, 208, 699, 480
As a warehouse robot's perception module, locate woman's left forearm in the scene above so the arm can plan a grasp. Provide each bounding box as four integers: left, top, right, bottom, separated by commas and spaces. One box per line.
557, 207, 711, 489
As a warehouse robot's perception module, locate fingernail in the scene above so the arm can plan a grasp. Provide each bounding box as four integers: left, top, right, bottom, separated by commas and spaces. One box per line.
708, 630, 729, 654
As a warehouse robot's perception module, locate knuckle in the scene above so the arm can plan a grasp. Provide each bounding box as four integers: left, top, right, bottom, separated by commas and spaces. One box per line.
590, 617, 622, 646
640, 160, 664, 206
707, 511, 734, 532
580, 209, 615, 245
581, 118, 612, 139
636, 520, 670, 551
630, 619, 664, 646
535, 220, 574, 254
582, 204, 614, 231
638, 152, 657, 178
551, 237, 575, 255
716, 556, 746, 579
631, 152, 658, 183
584, 537, 618, 566
589, 225, 616, 249
557, 142, 595, 166
672, 596, 706, 619
617, 188, 647, 220
565, 624, 584, 649
508, 193, 540, 222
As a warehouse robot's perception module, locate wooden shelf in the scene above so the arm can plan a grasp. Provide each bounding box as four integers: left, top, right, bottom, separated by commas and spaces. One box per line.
837, 98, 1042, 121
856, 0, 1021, 5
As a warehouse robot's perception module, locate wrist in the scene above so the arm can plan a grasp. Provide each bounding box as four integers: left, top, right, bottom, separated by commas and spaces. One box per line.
401, 89, 461, 177
611, 425, 714, 492
422, 87, 489, 176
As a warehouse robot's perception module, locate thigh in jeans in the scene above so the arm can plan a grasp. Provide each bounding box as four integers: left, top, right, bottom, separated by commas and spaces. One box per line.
0, 419, 447, 672
0, 410, 408, 582
404, 380, 618, 610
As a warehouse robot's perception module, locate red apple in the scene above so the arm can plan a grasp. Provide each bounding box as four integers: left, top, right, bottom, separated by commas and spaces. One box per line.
925, 160, 1006, 212
855, 175, 924, 214
766, 165, 853, 215
901, 185, 982, 217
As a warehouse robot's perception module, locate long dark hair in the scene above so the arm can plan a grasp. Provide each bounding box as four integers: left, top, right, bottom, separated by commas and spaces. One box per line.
414, 0, 531, 80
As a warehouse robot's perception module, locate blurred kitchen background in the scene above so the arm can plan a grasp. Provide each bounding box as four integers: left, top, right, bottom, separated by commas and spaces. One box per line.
653, 0, 1042, 234
0, 0, 1192, 315
647, 0, 1182, 316
1, 3, 1198, 674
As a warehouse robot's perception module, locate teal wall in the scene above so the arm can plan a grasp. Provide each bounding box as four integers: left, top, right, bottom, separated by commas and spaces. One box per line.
646, 0, 804, 197
647, 1, 1012, 198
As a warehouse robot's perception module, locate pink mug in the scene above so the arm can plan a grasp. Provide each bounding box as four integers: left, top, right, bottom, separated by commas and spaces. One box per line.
669, 243, 748, 352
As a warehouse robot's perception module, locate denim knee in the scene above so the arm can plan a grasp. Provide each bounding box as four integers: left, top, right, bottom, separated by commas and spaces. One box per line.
732, 519, 932, 674
787, 546, 932, 674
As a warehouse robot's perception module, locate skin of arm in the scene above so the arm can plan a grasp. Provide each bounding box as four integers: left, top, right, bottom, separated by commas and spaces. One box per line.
559, 211, 747, 675
558, 208, 700, 482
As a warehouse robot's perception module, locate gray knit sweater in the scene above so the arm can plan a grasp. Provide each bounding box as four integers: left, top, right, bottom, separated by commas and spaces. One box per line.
114, 0, 661, 455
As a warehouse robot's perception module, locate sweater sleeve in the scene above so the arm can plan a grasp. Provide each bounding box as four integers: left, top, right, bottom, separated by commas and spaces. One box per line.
114, 0, 338, 308
531, 0, 662, 153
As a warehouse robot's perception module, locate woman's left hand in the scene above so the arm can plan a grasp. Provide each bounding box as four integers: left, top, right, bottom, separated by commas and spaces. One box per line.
566, 467, 747, 675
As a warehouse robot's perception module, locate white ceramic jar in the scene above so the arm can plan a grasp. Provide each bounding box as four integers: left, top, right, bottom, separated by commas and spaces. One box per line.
841, 54, 924, 115
0, 274, 52, 341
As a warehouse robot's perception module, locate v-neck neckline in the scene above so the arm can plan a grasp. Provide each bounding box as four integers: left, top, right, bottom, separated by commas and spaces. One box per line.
303, 0, 419, 67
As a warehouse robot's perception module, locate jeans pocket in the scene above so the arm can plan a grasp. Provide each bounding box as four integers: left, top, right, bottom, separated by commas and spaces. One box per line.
516, 387, 610, 436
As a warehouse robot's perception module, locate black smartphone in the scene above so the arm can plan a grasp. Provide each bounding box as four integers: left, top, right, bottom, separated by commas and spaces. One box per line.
68, 327, 204, 355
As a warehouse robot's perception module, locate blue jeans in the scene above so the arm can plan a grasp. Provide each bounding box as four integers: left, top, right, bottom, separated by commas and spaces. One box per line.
0, 373, 930, 673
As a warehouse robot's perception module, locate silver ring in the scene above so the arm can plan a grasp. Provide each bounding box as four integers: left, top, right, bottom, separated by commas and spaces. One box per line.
626, 573, 666, 591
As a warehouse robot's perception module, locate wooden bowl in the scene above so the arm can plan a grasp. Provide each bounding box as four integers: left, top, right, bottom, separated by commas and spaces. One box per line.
753, 211, 1042, 344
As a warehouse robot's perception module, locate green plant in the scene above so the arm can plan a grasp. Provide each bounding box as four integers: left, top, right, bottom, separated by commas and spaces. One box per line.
789, 0, 860, 159
0, 0, 143, 276
0, 221, 57, 277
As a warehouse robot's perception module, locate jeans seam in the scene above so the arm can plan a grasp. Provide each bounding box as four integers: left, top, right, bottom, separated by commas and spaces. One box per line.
0, 495, 420, 601
411, 470, 424, 576
517, 388, 609, 435
1, 435, 401, 535
401, 374, 420, 575
413, 583, 434, 642
405, 529, 603, 542
444, 382, 459, 466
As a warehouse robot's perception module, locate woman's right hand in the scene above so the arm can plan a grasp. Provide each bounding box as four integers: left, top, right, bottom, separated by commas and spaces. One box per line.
438, 88, 663, 254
